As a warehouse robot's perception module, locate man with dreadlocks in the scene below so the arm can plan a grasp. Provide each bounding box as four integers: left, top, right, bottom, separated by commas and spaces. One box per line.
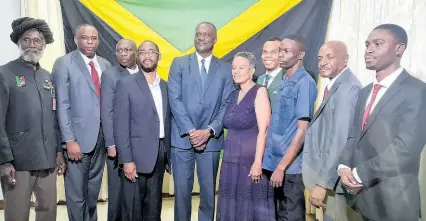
0, 17, 66, 221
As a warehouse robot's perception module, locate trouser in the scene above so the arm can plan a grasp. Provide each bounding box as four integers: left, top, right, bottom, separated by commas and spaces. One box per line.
121, 140, 167, 221
1, 168, 57, 221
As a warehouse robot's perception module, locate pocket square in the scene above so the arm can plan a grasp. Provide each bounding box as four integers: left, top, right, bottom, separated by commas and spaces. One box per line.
273, 91, 278, 94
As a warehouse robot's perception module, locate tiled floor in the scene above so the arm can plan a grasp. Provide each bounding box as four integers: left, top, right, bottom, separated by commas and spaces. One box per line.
0, 196, 316, 221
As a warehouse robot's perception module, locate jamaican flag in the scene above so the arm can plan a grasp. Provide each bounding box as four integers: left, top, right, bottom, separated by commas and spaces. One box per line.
60, 0, 332, 80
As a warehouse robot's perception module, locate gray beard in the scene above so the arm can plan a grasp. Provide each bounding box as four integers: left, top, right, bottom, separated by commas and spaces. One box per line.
19, 44, 45, 64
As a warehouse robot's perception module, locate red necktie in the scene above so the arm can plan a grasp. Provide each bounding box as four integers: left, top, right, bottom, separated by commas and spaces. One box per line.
89, 61, 101, 97
323, 87, 329, 98
362, 84, 381, 130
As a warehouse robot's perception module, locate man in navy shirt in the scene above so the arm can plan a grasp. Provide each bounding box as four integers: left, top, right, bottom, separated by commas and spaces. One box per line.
263, 35, 317, 221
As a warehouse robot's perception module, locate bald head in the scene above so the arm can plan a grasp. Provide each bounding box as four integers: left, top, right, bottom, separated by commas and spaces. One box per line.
318, 40, 349, 78
116, 39, 137, 68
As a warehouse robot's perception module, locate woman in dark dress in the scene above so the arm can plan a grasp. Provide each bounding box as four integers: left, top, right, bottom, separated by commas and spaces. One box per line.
217, 52, 275, 221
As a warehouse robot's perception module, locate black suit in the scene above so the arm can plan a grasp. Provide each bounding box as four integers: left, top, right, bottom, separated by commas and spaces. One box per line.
114, 72, 171, 221
100, 65, 131, 221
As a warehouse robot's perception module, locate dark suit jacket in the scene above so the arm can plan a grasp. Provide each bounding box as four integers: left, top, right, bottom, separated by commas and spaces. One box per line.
0, 59, 61, 170
256, 69, 284, 108
101, 65, 130, 148
113, 72, 171, 174
340, 70, 426, 221
167, 53, 235, 151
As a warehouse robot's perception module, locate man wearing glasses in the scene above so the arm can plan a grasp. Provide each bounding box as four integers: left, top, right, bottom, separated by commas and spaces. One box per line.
114, 40, 171, 221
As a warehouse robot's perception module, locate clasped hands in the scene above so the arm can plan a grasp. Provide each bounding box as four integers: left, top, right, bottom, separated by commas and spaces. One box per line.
339, 168, 363, 195
189, 129, 211, 151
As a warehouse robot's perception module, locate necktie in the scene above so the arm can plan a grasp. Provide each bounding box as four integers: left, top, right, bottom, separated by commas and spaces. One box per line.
264, 74, 271, 88
323, 86, 329, 98
361, 84, 381, 130
89, 61, 100, 97
200, 59, 207, 88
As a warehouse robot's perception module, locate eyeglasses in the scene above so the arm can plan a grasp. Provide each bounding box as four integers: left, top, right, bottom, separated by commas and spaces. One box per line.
137, 50, 159, 57
20, 37, 45, 46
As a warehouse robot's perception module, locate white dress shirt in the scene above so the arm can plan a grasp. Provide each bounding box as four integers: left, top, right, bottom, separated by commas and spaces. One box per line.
144, 72, 165, 138
127, 66, 139, 74
196, 52, 212, 74
79, 51, 102, 81
338, 67, 404, 183
263, 67, 282, 88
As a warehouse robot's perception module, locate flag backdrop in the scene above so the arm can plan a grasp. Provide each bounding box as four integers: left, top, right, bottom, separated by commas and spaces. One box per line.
60, 0, 332, 80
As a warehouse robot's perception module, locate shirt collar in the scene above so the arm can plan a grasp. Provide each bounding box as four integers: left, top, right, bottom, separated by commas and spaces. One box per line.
373, 66, 404, 89
18, 57, 40, 70
327, 67, 348, 90
195, 52, 212, 64
266, 67, 282, 79
79, 50, 99, 66
127, 66, 139, 74
143, 71, 161, 87
285, 66, 306, 82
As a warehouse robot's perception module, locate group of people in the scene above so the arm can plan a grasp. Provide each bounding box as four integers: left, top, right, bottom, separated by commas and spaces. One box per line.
0, 15, 425, 221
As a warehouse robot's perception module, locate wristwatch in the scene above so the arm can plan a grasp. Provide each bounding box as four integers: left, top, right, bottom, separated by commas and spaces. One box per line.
208, 127, 214, 136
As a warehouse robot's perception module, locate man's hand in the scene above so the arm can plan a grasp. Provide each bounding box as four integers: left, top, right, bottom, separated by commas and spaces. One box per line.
0, 163, 16, 186
107, 146, 117, 158
270, 167, 285, 188
249, 162, 263, 183
339, 168, 363, 195
310, 185, 327, 208
190, 129, 210, 147
66, 140, 82, 161
123, 162, 137, 182
194, 143, 207, 151
56, 152, 67, 176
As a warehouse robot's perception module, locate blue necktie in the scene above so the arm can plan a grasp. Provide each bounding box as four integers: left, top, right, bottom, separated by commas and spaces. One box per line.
264, 74, 271, 88
200, 59, 207, 88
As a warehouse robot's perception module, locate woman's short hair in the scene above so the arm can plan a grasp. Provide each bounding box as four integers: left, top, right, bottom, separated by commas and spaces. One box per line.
234, 51, 257, 70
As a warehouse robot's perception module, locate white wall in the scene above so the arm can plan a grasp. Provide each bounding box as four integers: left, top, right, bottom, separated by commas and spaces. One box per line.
0, 0, 20, 200
0, 0, 20, 66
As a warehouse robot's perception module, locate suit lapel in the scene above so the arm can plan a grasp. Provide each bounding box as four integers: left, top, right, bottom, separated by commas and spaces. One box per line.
98, 58, 108, 72
201, 56, 218, 97
74, 50, 97, 95
135, 72, 157, 114
267, 70, 283, 96
310, 69, 351, 126
189, 53, 202, 92
119, 66, 131, 77
160, 81, 168, 122
360, 71, 409, 139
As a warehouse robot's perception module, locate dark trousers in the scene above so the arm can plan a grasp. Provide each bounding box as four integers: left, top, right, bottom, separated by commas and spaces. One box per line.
265, 171, 306, 221
107, 154, 122, 221
121, 140, 166, 221
64, 126, 106, 221
1, 168, 57, 221
171, 147, 220, 221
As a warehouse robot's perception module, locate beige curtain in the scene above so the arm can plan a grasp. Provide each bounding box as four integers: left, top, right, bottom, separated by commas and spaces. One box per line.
309, 0, 426, 220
